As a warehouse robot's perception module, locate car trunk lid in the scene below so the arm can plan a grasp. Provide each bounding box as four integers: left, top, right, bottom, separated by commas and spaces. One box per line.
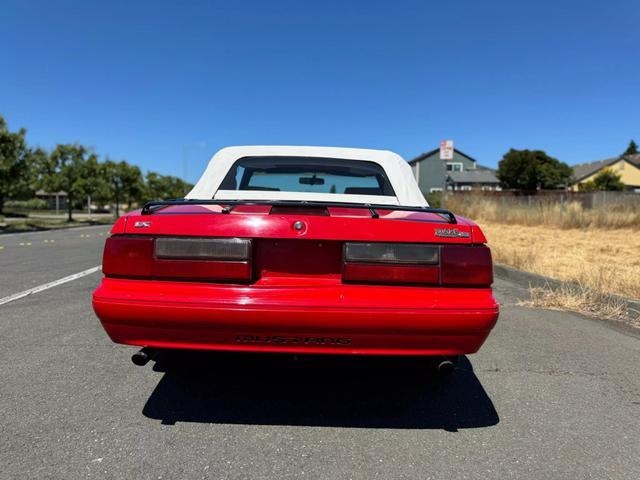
123, 204, 477, 244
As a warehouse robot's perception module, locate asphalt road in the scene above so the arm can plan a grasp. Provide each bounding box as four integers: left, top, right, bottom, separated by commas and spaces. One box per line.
1, 226, 639, 479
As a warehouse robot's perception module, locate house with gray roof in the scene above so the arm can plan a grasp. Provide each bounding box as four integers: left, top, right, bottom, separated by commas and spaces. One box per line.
408, 147, 500, 193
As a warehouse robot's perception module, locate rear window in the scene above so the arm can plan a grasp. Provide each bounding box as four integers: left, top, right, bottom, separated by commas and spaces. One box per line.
219, 157, 396, 197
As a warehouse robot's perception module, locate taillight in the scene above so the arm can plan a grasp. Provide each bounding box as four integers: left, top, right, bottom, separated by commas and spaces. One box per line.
345, 242, 439, 265
343, 263, 440, 285
155, 237, 250, 260
343, 242, 440, 285
102, 236, 154, 278
102, 236, 252, 282
342, 242, 492, 287
440, 245, 493, 287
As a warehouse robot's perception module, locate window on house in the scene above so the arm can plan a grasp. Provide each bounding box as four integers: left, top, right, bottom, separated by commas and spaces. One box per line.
446, 162, 463, 172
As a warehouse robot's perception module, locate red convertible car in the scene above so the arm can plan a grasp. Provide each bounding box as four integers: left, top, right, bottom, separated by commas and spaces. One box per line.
93, 146, 498, 372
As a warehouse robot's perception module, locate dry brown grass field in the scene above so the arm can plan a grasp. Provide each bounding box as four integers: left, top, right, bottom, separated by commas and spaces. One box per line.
481, 222, 640, 300
447, 195, 640, 324
448, 195, 640, 230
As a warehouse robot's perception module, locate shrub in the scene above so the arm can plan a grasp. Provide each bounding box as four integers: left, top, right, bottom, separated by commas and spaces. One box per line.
424, 191, 442, 208
4, 198, 49, 210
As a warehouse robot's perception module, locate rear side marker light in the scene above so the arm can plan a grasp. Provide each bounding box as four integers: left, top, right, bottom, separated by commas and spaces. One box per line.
155, 237, 250, 260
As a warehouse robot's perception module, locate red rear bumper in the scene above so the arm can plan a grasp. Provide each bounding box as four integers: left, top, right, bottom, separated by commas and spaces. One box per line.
93, 278, 499, 356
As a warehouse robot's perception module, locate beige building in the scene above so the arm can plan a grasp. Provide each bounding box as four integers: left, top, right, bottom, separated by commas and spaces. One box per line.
571, 154, 640, 192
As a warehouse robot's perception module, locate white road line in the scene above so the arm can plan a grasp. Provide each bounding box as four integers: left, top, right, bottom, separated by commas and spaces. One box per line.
0, 266, 102, 306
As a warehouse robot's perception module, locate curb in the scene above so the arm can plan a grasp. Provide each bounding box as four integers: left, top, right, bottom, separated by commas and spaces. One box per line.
494, 264, 566, 291
0, 222, 114, 236
493, 263, 640, 316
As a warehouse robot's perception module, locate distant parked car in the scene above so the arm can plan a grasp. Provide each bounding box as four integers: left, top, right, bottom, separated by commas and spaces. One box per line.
92, 146, 498, 373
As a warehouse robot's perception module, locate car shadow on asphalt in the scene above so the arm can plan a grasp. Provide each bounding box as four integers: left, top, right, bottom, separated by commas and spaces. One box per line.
142, 351, 499, 431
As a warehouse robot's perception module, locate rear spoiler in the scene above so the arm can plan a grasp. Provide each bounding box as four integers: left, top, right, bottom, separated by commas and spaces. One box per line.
140, 199, 457, 224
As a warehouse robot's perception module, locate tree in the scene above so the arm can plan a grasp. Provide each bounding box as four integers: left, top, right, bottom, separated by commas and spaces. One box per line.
104, 160, 125, 218
581, 169, 625, 191
39, 144, 96, 221
623, 140, 638, 156
77, 155, 109, 212
145, 172, 193, 200
104, 160, 144, 217
0, 116, 36, 215
497, 149, 572, 190
121, 163, 144, 210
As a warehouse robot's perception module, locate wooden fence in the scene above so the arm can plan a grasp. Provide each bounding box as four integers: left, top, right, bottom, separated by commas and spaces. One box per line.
447, 190, 640, 209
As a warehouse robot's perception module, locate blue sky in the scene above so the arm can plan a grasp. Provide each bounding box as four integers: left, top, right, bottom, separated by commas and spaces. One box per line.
1, 0, 638, 182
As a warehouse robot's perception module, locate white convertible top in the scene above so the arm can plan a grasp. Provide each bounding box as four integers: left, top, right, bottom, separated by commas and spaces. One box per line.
186, 145, 428, 207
